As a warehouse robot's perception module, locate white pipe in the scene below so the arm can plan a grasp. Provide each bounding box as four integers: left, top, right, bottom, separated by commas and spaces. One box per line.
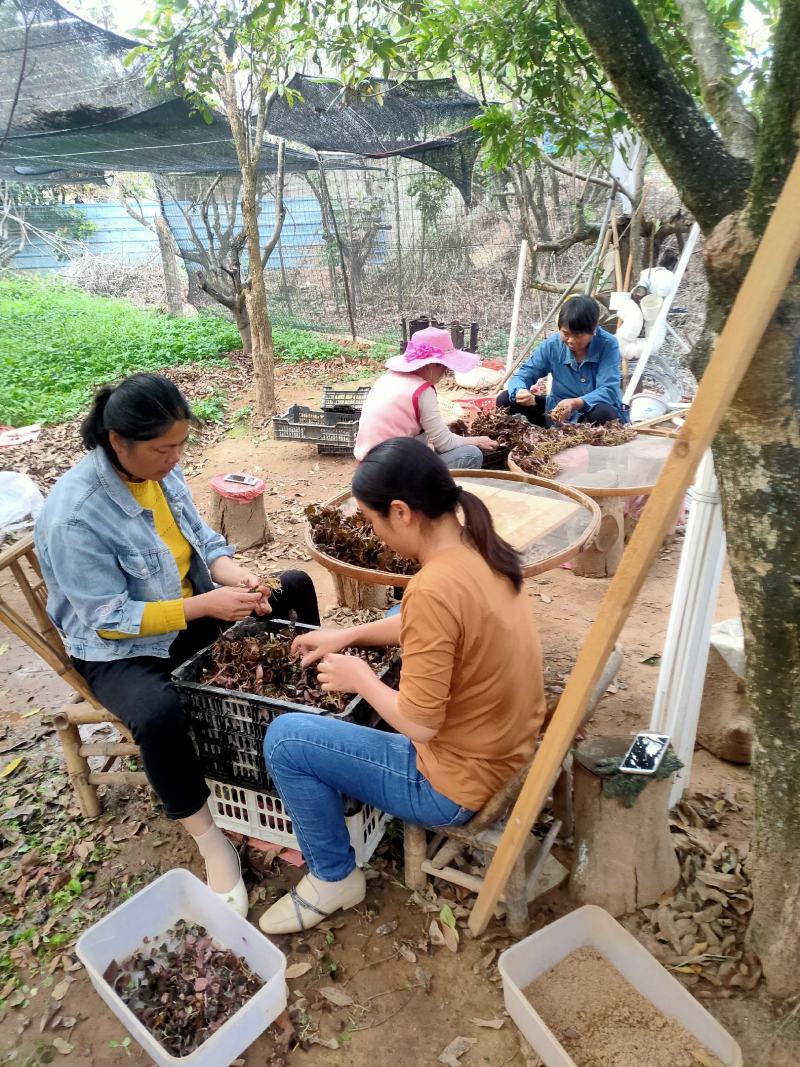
648, 451, 726, 806
623, 222, 701, 404
506, 240, 529, 377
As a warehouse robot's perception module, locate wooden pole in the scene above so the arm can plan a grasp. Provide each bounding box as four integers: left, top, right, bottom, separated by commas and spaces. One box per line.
468, 152, 800, 936
610, 209, 623, 291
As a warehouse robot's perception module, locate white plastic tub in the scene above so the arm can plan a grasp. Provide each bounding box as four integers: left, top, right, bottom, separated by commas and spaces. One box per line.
76, 869, 286, 1067
498, 905, 742, 1067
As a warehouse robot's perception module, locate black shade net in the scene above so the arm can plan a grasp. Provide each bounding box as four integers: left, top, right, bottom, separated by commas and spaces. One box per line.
268, 75, 482, 203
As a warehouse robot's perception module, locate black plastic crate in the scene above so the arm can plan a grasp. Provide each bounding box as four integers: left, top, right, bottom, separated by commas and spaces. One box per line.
172, 617, 396, 792
321, 385, 370, 414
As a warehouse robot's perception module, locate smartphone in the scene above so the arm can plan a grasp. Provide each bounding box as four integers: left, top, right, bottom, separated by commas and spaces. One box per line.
223, 473, 258, 486
619, 732, 670, 775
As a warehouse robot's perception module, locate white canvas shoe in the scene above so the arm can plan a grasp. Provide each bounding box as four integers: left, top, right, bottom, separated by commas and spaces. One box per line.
259, 869, 366, 935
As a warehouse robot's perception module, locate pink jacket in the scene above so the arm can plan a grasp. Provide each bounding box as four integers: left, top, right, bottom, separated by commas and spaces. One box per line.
354, 371, 432, 461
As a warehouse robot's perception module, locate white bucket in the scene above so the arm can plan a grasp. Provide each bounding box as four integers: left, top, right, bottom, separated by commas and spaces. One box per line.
499, 905, 742, 1067
630, 391, 669, 423
76, 869, 287, 1067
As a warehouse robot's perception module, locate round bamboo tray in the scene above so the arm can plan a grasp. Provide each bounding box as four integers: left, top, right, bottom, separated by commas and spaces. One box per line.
509, 435, 673, 499
304, 469, 601, 587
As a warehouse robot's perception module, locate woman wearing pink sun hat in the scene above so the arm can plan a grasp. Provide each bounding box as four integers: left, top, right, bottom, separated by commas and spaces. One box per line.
354, 326, 499, 469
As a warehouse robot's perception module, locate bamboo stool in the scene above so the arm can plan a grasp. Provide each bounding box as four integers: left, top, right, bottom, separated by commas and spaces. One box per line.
0, 534, 146, 817
403, 643, 623, 935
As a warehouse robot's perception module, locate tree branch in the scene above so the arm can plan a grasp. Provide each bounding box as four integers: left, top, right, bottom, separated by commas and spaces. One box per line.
261, 138, 286, 267
748, 0, 800, 234
561, 0, 751, 232
674, 0, 757, 159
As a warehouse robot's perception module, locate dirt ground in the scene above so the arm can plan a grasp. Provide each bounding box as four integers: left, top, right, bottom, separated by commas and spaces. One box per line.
1, 360, 798, 1067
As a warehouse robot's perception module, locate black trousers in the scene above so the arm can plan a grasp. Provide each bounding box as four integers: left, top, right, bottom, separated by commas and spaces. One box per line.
496, 391, 619, 427
72, 570, 320, 819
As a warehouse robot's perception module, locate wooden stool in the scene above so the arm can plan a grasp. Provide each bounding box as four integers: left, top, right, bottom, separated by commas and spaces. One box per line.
209, 473, 272, 551
568, 735, 680, 916
332, 576, 389, 611
572, 496, 625, 577
0, 535, 146, 817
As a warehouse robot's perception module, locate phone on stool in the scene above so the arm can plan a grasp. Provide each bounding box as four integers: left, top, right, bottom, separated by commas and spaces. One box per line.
619, 732, 670, 775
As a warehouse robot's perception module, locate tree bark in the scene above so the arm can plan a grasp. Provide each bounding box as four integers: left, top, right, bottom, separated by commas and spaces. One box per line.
154, 214, 187, 316
561, 0, 750, 233
674, 0, 757, 160
561, 0, 800, 996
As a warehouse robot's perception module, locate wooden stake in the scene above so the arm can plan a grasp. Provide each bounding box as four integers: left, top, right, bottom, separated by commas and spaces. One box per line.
469, 152, 800, 936
610, 209, 623, 291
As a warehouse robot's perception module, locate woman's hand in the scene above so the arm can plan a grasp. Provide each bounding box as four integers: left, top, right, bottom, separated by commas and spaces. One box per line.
550, 397, 583, 422
291, 628, 351, 667
470, 435, 501, 452
185, 587, 262, 622
316, 653, 374, 694
209, 558, 272, 614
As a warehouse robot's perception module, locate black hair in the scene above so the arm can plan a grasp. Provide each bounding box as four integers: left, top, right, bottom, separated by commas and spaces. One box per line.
558, 295, 600, 334
80, 373, 194, 469
352, 437, 523, 592
657, 247, 679, 271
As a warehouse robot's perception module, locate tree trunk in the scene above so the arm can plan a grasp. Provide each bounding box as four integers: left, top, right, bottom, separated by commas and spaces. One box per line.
241, 168, 275, 416
154, 214, 188, 316
702, 246, 800, 997
232, 296, 253, 358
627, 141, 648, 284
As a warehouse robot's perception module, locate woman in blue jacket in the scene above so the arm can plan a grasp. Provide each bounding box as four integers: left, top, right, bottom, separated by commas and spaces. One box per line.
35, 373, 319, 916
497, 295, 627, 426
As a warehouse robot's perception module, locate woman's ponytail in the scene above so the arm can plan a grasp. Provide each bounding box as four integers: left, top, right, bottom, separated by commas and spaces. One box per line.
459, 490, 523, 591
79, 385, 115, 451
353, 437, 524, 592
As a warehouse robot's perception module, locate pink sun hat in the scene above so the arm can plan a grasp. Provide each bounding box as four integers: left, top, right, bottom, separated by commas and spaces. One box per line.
385, 326, 480, 375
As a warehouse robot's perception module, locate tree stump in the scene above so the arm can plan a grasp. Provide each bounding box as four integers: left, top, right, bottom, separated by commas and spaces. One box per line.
332, 574, 389, 611
210, 491, 272, 551
569, 736, 680, 916
698, 641, 752, 764
572, 497, 625, 578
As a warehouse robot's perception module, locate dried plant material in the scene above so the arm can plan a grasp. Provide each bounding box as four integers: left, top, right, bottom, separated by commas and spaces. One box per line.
471, 1016, 505, 1029
199, 626, 394, 712
50, 979, 71, 1002
429, 920, 446, 948
318, 986, 354, 1008
469, 409, 530, 450
306, 504, 418, 575
510, 421, 637, 477
438, 1035, 477, 1066
52, 1038, 73, 1055
285, 962, 313, 980
397, 943, 417, 964
415, 965, 433, 993
375, 920, 398, 937
104, 920, 263, 1058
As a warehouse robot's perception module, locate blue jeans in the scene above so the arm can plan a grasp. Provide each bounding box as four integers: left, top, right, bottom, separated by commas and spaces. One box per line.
264, 715, 474, 880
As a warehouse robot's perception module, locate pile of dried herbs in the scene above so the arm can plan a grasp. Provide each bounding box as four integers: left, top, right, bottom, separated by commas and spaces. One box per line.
468, 409, 530, 450
199, 627, 395, 713
511, 421, 637, 477
103, 921, 263, 1057
305, 504, 418, 576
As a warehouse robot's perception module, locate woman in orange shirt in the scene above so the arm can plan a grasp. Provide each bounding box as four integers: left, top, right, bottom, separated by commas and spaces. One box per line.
260, 436, 545, 935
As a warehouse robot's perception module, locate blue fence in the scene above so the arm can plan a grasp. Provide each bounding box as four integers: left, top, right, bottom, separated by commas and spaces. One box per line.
11, 196, 329, 273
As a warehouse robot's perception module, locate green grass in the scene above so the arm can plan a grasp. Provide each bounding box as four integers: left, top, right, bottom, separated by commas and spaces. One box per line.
0, 274, 242, 426
0, 275, 390, 426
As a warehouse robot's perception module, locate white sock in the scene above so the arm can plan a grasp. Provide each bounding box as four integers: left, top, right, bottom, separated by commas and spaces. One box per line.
191, 824, 241, 894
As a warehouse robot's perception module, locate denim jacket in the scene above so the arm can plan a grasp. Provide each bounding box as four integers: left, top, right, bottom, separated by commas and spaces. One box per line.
508, 327, 628, 423
34, 448, 234, 662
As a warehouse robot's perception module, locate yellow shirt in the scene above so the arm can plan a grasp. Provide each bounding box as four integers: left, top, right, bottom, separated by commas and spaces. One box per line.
98, 480, 192, 639
397, 544, 544, 810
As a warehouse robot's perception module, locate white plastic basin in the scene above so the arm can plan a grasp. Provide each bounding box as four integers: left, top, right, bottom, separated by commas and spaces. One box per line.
76, 869, 286, 1067
498, 905, 742, 1067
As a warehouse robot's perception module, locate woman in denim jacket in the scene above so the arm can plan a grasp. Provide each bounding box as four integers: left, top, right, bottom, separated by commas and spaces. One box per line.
35, 373, 320, 916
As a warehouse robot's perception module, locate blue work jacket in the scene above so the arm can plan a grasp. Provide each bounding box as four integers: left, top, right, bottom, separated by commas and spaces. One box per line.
34, 448, 234, 661
508, 327, 628, 423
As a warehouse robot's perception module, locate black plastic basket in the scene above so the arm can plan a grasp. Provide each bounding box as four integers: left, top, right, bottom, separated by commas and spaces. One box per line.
172, 618, 396, 792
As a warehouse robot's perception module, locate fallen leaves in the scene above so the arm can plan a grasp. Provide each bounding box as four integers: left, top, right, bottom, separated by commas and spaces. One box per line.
318, 986, 354, 1008
0, 756, 24, 779
438, 1035, 477, 1066
470, 1016, 505, 1029
285, 962, 313, 981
